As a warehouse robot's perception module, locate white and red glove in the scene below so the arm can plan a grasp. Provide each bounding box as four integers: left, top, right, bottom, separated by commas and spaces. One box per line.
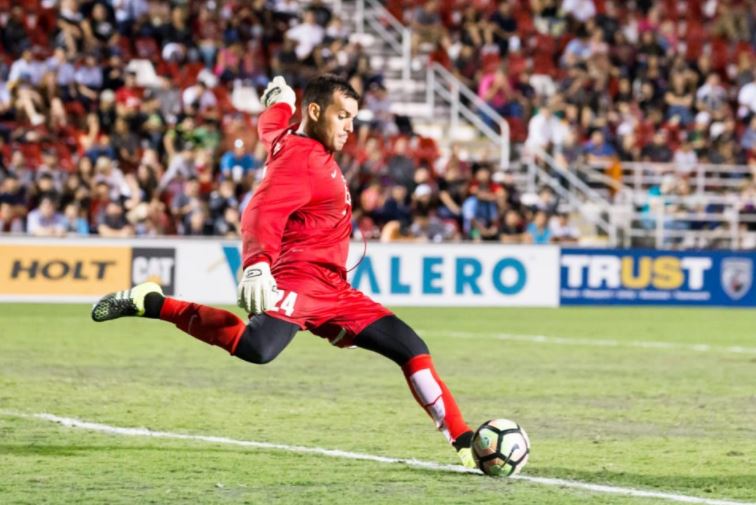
237, 262, 278, 314
261, 76, 296, 114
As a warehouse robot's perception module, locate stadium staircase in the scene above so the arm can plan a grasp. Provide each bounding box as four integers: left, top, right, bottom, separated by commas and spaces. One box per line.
331, 0, 511, 170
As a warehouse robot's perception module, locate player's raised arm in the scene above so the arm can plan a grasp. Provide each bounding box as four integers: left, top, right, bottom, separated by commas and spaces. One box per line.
258, 76, 297, 151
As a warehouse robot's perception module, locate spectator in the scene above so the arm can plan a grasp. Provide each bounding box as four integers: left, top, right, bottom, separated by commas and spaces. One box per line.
220, 139, 258, 182
74, 53, 103, 110
673, 140, 699, 176
181, 80, 218, 116
499, 209, 524, 243
524, 210, 552, 244
0, 201, 24, 233
583, 130, 617, 165
386, 137, 415, 190
171, 176, 203, 232
561, 0, 596, 24
696, 73, 727, 114
462, 165, 503, 241
286, 10, 325, 62
27, 196, 66, 237
8, 48, 44, 87
738, 70, 756, 118
642, 131, 674, 162
549, 212, 579, 243
410, 0, 444, 54
97, 200, 133, 237
62, 202, 90, 235
742, 116, 756, 151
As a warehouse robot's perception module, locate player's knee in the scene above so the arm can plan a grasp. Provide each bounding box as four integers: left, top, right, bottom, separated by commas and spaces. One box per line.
252, 342, 284, 364
233, 334, 282, 365
235, 343, 278, 365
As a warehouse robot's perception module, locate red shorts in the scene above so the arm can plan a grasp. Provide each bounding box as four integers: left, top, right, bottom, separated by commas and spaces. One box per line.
264, 262, 393, 348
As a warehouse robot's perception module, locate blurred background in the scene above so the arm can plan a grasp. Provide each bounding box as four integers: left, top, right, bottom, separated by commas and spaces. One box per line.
0, 0, 755, 249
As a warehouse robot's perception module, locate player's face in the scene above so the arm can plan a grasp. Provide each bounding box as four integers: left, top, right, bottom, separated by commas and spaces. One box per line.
319, 91, 358, 152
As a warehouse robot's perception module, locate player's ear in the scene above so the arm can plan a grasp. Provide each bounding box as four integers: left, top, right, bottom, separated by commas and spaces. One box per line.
307, 102, 321, 122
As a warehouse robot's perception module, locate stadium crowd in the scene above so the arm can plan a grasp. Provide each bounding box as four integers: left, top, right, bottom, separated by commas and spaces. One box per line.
0, 0, 754, 244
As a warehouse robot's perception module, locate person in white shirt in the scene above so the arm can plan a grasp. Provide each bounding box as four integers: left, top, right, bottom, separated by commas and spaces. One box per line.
673, 140, 698, 176
8, 48, 45, 87
738, 70, 756, 117
285, 10, 324, 61
561, 0, 596, 23
45, 47, 76, 87
525, 105, 568, 154
181, 80, 218, 114
696, 73, 727, 113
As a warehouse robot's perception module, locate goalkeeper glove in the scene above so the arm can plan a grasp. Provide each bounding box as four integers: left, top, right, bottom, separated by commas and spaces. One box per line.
261, 76, 296, 114
237, 262, 278, 314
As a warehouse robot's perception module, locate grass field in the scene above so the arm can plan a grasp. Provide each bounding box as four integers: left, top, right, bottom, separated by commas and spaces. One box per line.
1, 304, 755, 505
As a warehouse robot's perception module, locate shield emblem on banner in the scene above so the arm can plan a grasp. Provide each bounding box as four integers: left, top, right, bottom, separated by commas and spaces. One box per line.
721, 258, 752, 300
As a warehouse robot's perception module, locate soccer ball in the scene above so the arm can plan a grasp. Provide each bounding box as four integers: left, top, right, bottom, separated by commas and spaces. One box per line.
472, 418, 530, 477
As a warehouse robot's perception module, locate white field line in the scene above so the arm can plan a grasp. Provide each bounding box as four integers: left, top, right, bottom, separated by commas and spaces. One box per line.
425, 330, 756, 355
2, 411, 753, 505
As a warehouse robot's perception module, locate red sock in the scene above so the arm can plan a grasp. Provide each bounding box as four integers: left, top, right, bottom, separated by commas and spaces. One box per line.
402, 354, 471, 444
160, 298, 247, 354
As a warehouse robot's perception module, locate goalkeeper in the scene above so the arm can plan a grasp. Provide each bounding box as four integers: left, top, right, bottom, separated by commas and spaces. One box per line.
92, 74, 475, 467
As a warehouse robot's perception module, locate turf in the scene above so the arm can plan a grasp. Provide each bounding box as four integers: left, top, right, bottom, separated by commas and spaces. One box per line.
0, 304, 755, 504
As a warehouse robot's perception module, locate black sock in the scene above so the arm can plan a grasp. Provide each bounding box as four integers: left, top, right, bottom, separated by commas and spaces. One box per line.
452, 430, 473, 450
144, 292, 165, 318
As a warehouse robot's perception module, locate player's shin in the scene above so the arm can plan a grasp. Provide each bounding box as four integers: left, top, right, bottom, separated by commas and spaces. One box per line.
158, 297, 247, 354
402, 354, 472, 447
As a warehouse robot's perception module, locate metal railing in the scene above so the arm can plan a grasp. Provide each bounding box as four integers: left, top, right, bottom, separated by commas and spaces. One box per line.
628, 194, 756, 249
527, 146, 619, 244
580, 161, 754, 197
355, 0, 411, 82
427, 63, 510, 169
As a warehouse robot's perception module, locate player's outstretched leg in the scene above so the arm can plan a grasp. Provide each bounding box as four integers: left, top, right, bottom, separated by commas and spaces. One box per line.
354, 316, 475, 468
91, 282, 297, 364
91, 282, 247, 352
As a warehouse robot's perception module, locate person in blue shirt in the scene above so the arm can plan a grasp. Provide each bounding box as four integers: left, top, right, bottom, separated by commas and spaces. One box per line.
220, 139, 258, 182
525, 210, 552, 244
583, 130, 617, 165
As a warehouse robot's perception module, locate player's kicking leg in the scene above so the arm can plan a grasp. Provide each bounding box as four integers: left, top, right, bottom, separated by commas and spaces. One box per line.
91, 282, 298, 364
353, 316, 475, 468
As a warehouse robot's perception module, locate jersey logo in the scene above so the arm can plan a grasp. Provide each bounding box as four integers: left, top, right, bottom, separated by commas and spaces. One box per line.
331, 169, 338, 178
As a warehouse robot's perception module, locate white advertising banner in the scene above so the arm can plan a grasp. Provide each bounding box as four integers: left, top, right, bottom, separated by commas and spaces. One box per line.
345, 243, 559, 307
0, 237, 559, 307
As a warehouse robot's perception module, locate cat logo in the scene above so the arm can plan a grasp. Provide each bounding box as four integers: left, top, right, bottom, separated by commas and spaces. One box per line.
721, 258, 752, 300
131, 248, 176, 295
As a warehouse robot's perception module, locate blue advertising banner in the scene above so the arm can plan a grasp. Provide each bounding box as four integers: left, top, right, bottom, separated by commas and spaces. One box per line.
560, 249, 756, 306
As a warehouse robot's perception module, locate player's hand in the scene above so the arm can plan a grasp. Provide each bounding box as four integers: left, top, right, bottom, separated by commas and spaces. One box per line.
261, 76, 296, 114
237, 262, 278, 314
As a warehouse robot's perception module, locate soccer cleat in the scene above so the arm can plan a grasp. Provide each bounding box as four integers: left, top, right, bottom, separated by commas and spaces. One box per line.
453, 430, 476, 469
457, 446, 476, 469
91, 282, 163, 322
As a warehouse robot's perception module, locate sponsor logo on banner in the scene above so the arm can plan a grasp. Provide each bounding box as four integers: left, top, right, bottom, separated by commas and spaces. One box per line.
131, 248, 176, 295
560, 249, 756, 306
219, 244, 558, 307
0, 244, 130, 295
720, 257, 752, 300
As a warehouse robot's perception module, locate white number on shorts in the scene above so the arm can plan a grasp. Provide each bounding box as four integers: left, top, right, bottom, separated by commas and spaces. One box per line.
270, 290, 298, 317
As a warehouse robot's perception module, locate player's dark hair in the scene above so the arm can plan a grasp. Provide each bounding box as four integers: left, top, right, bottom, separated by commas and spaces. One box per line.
302, 74, 360, 111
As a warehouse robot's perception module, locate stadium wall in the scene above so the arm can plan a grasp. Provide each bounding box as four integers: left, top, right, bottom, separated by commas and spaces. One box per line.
0, 237, 753, 307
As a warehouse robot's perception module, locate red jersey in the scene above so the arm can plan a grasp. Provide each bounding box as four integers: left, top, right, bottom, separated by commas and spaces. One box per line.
241, 103, 352, 275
